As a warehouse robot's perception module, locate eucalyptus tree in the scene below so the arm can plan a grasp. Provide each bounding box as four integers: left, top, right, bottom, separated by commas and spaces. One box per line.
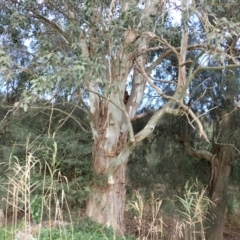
0, 0, 239, 234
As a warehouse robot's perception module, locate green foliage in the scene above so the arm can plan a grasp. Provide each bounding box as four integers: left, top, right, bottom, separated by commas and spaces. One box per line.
127, 143, 156, 192
176, 181, 210, 218
30, 196, 42, 224
0, 226, 14, 240
72, 218, 126, 239
128, 116, 209, 198
226, 186, 240, 216
0, 106, 93, 209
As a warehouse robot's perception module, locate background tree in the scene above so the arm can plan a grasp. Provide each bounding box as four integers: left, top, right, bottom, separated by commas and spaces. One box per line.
180, 69, 240, 240
183, 2, 240, 238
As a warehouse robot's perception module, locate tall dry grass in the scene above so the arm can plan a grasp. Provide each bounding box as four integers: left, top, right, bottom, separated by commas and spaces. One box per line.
169, 181, 212, 240
127, 191, 165, 240
0, 135, 73, 240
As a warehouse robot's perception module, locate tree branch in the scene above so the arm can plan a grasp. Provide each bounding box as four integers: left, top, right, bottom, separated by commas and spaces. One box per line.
193, 64, 240, 76
29, 106, 91, 133
187, 148, 213, 162
146, 44, 206, 74
137, 58, 209, 142
30, 10, 70, 44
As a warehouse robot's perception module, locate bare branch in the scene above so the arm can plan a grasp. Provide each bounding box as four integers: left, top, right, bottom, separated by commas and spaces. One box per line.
146, 44, 206, 74
137, 58, 209, 142
29, 106, 91, 133
188, 148, 213, 162
141, 44, 164, 54
159, 37, 180, 60
131, 111, 153, 121
194, 64, 240, 76
149, 75, 177, 85
181, 106, 209, 142
108, 0, 117, 27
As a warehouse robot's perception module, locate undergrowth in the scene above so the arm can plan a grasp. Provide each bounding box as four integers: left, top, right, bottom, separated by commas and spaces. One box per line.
0, 132, 213, 240
0, 218, 135, 240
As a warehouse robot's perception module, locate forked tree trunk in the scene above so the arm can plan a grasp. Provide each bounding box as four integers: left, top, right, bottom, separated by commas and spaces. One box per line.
207, 146, 231, 240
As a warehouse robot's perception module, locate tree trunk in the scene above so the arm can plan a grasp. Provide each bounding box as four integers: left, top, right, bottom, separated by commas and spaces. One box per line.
85, 91, 129, 233
85, 20, 148, 234
207, 146, 231, 240
86, 163, 127, 234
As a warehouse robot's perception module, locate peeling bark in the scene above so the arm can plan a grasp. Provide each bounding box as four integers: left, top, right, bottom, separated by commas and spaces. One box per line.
86, 164, 127, 234
126, 37, 147, 119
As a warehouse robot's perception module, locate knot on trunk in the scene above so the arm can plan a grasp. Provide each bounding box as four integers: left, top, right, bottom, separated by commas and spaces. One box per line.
108, 175, 115, 185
